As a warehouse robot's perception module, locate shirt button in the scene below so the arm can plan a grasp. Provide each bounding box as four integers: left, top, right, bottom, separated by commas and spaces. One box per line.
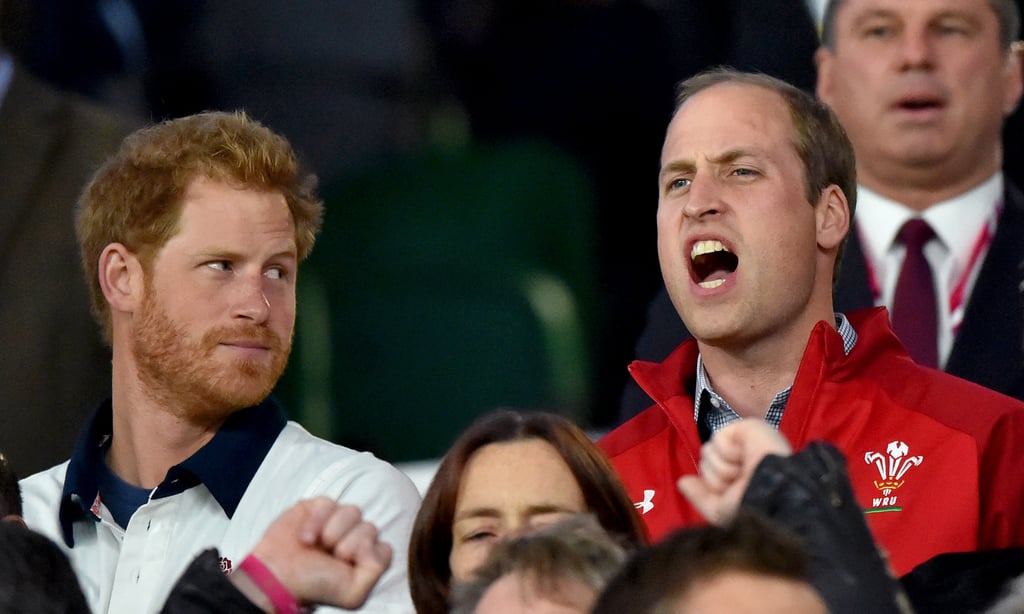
709, 397, 721, 408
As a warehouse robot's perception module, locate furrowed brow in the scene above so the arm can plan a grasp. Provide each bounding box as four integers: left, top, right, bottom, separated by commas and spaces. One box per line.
707, 148, 758, 165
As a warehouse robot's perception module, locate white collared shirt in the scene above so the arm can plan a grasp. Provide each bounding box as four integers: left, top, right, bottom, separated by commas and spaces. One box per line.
855, 174, 1003, 368
21, 422, 422, 613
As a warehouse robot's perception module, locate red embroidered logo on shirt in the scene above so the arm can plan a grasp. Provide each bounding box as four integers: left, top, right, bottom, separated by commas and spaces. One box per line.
220, 557, 232, 575
863, 440, 923, 514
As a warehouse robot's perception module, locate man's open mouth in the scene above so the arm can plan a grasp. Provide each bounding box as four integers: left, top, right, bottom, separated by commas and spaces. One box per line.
690, 240, 738, 289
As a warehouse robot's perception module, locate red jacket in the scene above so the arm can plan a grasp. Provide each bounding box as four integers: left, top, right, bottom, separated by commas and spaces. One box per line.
599, 307, 1024, 576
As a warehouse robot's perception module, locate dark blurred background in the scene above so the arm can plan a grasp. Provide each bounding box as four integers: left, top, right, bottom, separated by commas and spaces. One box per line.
0, 0, 836, 471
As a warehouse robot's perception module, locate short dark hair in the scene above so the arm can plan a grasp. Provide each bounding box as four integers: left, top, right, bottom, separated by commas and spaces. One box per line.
408, 409, 647, 614
821, 0, 1021, 50
0, 523, 90, 613
449, 515, 632, 614
0, 452, 21, 518
674, 68, 857, 283
592, 511, 815, 614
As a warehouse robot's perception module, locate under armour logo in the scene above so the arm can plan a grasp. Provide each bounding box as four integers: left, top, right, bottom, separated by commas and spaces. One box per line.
634, 489, 655, 515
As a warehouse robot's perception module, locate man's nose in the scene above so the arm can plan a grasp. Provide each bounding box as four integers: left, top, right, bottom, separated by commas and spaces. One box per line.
682, 175, 724, 220
898, 28, 936, 71
233, 274, 271, 323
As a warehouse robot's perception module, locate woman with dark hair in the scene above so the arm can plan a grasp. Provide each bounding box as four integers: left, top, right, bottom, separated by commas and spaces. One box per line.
408, 409, 646, 614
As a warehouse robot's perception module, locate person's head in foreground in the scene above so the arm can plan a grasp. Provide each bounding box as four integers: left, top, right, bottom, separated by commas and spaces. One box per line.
0, 522, 89, 614
449, 514, 632, 614
592, 511, 827, 614
658, 68, 855, 354
408, 409, 646, 613
76, 110, 323, 425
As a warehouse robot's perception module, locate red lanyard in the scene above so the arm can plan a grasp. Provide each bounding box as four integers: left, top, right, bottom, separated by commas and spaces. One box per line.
861, 201, 1002, 334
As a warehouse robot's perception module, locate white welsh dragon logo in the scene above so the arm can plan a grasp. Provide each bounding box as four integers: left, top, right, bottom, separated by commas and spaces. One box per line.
864, 440, 923, 496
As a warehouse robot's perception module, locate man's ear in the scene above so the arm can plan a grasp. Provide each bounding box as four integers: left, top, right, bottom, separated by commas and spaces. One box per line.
816, 184, 850, 251
98, 243, 145, 315
1003, 42, 1024, 116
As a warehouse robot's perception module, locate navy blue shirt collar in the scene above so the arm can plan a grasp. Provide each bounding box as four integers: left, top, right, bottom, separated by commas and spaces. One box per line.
58, 397, 287, 547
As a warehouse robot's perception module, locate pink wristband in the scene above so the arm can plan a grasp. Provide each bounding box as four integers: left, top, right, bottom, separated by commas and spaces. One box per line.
239, 554, 300, 614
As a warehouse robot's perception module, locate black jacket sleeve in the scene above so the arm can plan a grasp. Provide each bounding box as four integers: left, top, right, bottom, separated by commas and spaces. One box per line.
740, 442, 912, 614
160, 549, 264, 614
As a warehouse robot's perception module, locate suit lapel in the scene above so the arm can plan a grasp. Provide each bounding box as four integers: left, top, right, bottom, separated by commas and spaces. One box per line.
944, 183, 1024, 395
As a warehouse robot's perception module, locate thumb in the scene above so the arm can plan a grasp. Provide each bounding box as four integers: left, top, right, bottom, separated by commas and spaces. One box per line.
678, 475, 717, 520
679, 474, 712, 507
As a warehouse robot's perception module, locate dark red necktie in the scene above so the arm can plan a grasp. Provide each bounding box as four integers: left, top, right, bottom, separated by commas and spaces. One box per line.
891, 218, 938, 368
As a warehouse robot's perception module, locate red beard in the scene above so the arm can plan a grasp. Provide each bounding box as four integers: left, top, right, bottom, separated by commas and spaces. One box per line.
131, 289, 291, 425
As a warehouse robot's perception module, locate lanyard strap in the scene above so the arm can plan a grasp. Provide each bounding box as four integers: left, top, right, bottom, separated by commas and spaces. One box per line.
861, 202, 1002, 333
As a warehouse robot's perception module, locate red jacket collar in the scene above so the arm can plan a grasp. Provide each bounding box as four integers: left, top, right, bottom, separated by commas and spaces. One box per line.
628, 307, 906, 416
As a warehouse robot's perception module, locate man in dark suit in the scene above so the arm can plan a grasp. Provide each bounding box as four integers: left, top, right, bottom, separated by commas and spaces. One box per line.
620, 0, 1024, 421
0, 24, 134, 475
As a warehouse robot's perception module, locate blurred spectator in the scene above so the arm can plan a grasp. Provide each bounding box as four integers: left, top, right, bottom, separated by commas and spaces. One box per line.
449, 514, 631, 614
0, 2, 135, 476
592, 511, 828, 614
0, 522, 91, 614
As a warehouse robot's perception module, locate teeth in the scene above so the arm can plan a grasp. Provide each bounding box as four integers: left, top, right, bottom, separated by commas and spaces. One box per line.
691, 240, 729, 260
698, 278, 725, 289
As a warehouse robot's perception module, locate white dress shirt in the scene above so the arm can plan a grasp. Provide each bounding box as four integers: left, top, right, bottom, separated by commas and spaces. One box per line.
21, 401, 421, 614
854, 174, 1003, 368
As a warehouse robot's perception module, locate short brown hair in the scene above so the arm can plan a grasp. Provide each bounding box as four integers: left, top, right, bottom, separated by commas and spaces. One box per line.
821, 0, 1021, 50
674, 68, 857, 282
76, 111, 323, 344
408, 410, 647, 614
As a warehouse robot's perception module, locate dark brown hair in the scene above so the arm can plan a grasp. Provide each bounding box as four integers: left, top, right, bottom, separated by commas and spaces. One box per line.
593, 511, 814, 614
408, 410, 647, 614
